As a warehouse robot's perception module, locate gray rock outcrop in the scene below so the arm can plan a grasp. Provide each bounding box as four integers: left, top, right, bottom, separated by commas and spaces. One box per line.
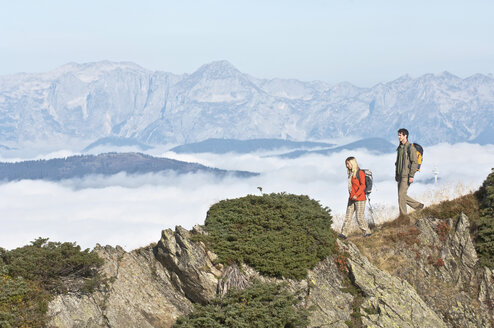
344, 241, 447, 328
153, 226, 221, 305
353, 213, 493, 327
48, 214, 493, 327
48, 244, 193, 328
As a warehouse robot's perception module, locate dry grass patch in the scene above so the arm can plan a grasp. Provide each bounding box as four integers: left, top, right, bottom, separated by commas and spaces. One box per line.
351, 222, 418, 274
419, 193, 480, 222
351, 191, 483, 274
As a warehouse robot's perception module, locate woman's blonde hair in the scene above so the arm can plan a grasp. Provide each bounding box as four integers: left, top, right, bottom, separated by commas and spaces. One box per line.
345, 156, 359, 178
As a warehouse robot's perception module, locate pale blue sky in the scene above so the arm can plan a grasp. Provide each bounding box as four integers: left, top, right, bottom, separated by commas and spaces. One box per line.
1, 0, 493, 86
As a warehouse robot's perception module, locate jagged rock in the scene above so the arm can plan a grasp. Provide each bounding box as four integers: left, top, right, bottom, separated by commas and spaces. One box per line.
342, 241, 447, 328
479, 267, 494, 320
354, 213, 493, 327
48, 213, 493, 328
415, 213, 478, 286
153, 226, 222, 304
217, 264, 251, 296
413, 214, 491, 327
306, 257, 353, 327
48, 295, 105, 328
48, 244, 193, 328
450, 213, 479, 269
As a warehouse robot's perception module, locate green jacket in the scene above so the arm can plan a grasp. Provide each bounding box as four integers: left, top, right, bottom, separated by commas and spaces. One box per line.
395, 141, 419, 179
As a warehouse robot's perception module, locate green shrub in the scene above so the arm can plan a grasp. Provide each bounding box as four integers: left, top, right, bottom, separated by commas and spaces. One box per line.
174, 281, 309, 328
2, 237, 103, 293
474, 169, 494, 268
0, 238, 104, 327
0, 266, 49, 328
201, 193, 336, 280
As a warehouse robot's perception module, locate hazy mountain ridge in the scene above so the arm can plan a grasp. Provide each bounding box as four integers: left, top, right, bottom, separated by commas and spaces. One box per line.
1, 60, 493, 149
277, 137, 396, 158
0, 152, 257, 182
170, 138, 335, 154
167, 137, 395, 158
83, 137, 153, 152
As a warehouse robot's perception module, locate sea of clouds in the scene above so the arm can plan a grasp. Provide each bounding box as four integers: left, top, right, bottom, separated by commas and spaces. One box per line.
1, 142, 493, 251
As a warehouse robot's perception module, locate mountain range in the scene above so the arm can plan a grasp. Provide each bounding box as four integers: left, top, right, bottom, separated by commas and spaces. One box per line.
1, 60, 493, 151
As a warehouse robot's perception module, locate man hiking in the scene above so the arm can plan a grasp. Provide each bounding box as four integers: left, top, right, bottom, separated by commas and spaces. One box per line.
395, 128, 424, 215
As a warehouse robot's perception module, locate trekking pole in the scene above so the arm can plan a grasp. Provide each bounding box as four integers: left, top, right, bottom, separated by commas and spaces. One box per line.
367, 195, 376, 229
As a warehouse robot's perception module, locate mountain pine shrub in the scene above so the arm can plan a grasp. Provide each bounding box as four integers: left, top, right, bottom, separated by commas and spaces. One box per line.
201, 193, 336, 280
0, 238, 104, 327
474, 169, 494, 268
173, 281, 309, 328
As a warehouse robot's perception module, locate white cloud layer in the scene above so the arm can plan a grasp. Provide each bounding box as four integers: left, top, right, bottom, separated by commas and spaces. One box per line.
1, 143, 493, 251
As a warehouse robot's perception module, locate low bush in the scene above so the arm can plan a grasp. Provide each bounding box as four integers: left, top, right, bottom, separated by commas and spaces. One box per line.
201, 193, 336, 280
2, 237, 103, 292
174, 281, 309, 328
0, 238, 104, 327
0, 264, 49, 328
474, 169, 494, 268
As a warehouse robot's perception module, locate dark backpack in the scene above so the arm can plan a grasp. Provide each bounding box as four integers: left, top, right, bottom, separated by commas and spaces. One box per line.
357, 169, 373, 195
408, 143, 424, 171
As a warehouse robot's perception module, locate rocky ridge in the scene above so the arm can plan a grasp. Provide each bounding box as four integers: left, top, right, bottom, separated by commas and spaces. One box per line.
353, 214, 493, 327
48, 212, 493, 327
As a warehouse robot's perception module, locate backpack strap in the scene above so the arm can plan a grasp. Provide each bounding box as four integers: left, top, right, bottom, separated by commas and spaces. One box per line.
356, 168, 364, 185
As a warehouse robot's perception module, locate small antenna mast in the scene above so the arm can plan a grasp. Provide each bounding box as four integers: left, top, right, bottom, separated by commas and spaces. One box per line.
433, 165, 439, 185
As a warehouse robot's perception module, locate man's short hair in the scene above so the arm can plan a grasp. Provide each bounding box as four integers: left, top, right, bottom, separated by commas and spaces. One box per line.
398, 128, 409, 138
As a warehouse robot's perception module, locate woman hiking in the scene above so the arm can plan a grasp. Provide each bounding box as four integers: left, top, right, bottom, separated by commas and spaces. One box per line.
339, 156, 371, 239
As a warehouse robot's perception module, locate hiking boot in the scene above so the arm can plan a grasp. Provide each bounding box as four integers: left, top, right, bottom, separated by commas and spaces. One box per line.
363, 233, 372, 237
338, 233, 347, 240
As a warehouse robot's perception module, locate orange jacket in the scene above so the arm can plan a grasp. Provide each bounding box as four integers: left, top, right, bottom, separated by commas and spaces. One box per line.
349, 170, 366, 201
